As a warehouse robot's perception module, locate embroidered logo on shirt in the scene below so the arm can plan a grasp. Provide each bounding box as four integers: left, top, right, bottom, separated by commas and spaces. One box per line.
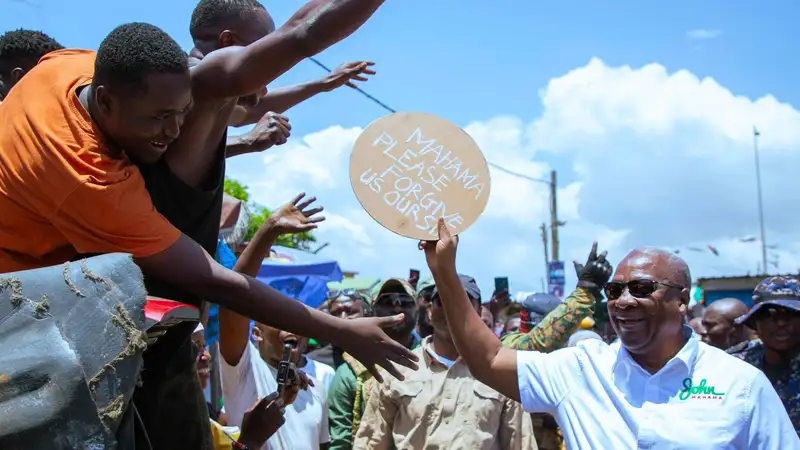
678, 378, 726, 400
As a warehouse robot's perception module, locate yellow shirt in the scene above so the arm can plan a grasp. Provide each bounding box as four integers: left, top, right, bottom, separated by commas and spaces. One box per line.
210, 420, 241, 450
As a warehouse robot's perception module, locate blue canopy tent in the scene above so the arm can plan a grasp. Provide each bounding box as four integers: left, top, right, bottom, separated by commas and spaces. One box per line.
255, 245, 344, 309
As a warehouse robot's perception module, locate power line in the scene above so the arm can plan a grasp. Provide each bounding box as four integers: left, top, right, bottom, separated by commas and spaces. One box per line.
308, 56, 547, 184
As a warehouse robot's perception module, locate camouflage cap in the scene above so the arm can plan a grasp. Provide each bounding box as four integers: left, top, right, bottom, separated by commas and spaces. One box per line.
416, 275, 435, 296
370, 278, 416, 305
735, 276, 800, 326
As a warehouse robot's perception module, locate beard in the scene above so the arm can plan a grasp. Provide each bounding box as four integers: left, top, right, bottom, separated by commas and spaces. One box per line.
384, 311, 418, 341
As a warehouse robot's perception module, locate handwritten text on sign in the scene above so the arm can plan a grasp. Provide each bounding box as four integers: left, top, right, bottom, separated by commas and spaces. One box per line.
358, 127, 486, 237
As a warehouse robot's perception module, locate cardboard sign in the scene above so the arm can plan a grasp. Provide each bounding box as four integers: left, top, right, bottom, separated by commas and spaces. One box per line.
350, 112, 491, 240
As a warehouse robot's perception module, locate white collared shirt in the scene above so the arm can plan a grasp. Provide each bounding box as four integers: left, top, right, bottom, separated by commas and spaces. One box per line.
516, 326, 799, 449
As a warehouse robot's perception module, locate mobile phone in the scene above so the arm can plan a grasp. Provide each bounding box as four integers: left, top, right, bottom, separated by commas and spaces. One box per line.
276, 341, 297, 398
409, 269, 421, 289
494, 277, 509, 293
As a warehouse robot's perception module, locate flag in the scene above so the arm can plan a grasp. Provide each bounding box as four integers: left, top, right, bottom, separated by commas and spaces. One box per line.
754, 126, 760, 137
708, 245, 719, 256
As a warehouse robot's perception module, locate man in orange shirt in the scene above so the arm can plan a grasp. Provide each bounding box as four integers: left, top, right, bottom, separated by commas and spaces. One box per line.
0, 15, 414, 450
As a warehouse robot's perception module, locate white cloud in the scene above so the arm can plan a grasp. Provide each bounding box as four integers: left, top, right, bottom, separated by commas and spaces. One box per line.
686, 29, 723, 40
228, 57, 800, 297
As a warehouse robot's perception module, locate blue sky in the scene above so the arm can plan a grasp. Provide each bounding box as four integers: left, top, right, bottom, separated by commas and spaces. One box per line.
8, 0, 800, 298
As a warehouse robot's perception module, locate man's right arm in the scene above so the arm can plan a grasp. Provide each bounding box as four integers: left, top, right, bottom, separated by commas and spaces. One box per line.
137, 234, 347, 349
53, 179, 417, 378
192, 0, 385, 101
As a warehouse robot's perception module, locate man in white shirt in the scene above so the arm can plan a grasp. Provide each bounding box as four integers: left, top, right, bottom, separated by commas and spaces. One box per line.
419, 218, 799, 449
221, 326, 330, 450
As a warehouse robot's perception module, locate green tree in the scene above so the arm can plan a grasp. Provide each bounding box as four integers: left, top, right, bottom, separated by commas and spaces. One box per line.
223, 178, 317, 250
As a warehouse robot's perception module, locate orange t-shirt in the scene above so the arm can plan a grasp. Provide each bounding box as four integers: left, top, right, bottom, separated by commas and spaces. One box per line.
0, 49, 181, 273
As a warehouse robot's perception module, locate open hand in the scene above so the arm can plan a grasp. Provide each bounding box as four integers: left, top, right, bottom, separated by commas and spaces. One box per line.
418, 218, 458, 275
335, 315, 419, 382
268, 193, 325, 235
574, 241, 613, 297
238, 393, 285, 449
243, 112, 291, 153
321, 61, 376, 91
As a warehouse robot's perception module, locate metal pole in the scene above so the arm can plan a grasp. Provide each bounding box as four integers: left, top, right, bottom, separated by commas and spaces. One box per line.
549, 170, 560, 261
540, 223, 549, 283
753, 128, 768, 274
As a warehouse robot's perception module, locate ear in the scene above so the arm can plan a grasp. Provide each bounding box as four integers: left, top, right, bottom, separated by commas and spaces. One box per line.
94, 85, 115, 116
678, 288, 690, 315
251, 325, 263, 343
9, 67, 25, 84
218, 30, 237, 48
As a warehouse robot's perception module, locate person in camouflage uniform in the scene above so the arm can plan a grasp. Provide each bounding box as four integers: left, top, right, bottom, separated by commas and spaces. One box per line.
500, 243, 612, 450
327, 279, 421, 450
732, 276, 800, 436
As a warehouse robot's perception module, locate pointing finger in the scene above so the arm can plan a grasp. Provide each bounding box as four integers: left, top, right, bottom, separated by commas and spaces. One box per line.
589, 241, 598, 260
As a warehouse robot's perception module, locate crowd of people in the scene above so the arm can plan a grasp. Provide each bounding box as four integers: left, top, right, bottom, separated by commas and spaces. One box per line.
0, 0, 798, 448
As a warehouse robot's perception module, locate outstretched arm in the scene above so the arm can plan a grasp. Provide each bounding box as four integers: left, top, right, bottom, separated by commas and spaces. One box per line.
420, 219, 520, 402
228, 61, 374, 127
193, 1, 385, 101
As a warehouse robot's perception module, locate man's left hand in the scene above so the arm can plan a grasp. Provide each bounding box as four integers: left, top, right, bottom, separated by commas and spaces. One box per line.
321, 61, 376, 91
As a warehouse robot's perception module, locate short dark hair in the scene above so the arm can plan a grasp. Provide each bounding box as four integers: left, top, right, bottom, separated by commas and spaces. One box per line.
0, 29, 63, 71
94, 22, 188, 93
189, 0, 265, 40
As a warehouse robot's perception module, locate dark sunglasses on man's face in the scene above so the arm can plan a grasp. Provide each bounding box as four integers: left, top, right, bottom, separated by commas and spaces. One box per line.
375, 293, 415, 308
604, 279, 684, 300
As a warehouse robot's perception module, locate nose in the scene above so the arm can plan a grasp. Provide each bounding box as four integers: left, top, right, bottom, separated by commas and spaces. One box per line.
163, 115, 182, 141
615, 288, 638, 309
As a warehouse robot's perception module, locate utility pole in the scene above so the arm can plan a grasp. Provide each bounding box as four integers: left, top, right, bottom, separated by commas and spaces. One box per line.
540, 223, 549, 282
753, 127, 768, 274
549, 170, 560, 261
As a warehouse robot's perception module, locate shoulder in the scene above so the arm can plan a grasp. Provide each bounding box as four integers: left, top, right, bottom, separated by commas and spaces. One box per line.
38, 49, 96, 70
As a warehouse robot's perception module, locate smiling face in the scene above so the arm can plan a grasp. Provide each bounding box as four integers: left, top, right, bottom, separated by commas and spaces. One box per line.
94, 72, 193, 163
606, 249, 690, 355
191, 329, 211, 389
754, 305, 800, 353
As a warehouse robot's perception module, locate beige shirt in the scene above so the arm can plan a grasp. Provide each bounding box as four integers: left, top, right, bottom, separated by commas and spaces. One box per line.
353, 337, 537, 450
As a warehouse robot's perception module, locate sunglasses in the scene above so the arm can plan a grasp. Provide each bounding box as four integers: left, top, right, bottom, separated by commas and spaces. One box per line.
604, 279, 684, 300
375, 293, 415, 307
328, 288, 358, 300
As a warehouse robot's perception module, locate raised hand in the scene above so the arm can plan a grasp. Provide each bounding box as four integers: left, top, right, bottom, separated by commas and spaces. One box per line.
321, 61, 376, 91
268, 193, 325, 235
243, 111, 291, 153
418, 218, 458, 275
237, 392, 285, 449
574, 241, 613, 298
337, 315, 420, 382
